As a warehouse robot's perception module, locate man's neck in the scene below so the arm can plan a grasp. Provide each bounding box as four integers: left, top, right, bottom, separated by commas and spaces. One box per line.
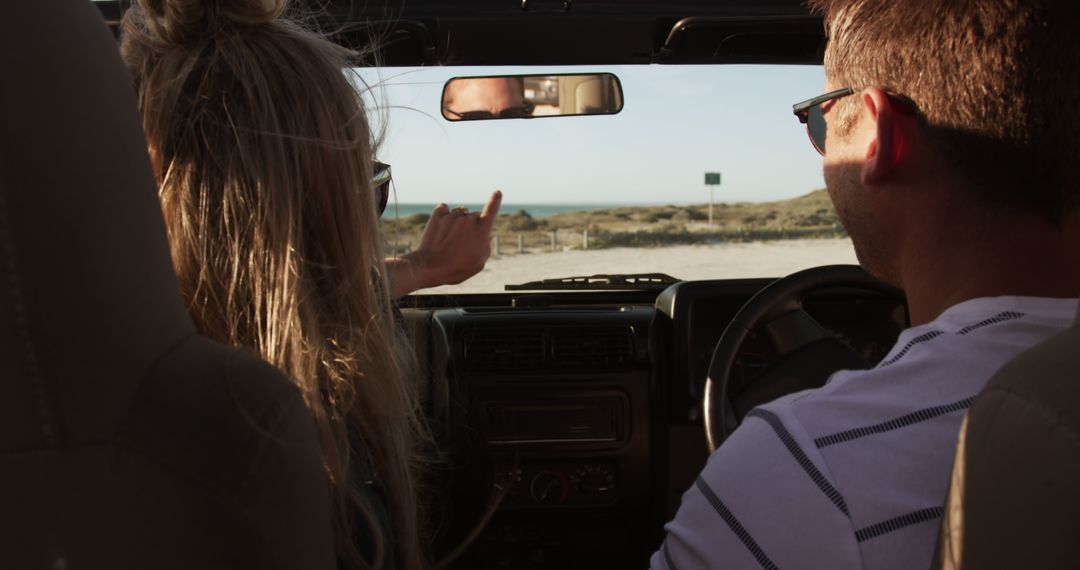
897, 212, 1080, 326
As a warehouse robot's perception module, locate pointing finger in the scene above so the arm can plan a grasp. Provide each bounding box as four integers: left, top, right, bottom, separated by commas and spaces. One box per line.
480, 190, 503, 227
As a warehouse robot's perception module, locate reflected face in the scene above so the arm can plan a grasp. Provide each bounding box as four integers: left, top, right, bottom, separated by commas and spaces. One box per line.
443, 77, 526, 120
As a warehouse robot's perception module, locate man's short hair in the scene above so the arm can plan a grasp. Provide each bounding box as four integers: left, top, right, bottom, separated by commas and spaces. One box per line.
442, 76, 526, 111
808, 0, 1080, 223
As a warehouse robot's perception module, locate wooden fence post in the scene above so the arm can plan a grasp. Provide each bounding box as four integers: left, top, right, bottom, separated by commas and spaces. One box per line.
518, 233, 525, 254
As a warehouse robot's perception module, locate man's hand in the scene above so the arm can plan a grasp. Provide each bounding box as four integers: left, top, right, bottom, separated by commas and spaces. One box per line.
385, 191, 502, 298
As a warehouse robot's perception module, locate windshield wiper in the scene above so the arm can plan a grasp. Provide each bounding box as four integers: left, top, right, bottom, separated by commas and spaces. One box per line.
505, 273, 681, 291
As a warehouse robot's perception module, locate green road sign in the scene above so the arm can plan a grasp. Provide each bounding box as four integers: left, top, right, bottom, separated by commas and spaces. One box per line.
705, 172, 721, 185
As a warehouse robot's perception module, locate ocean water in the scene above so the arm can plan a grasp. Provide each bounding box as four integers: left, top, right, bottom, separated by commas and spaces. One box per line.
382, 203, 638, 219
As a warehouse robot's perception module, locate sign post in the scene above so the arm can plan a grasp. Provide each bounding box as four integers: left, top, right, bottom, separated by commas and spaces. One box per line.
704, 172, 721, 225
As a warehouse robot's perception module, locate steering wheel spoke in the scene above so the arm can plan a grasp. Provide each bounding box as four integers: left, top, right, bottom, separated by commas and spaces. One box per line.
763, 308, 832, 353
703, 265, 904, 453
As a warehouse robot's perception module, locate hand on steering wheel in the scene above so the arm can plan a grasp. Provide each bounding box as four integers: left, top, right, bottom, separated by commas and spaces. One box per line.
703, 265, 905, 452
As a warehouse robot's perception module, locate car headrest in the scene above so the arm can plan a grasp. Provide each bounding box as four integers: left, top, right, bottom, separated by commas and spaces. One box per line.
0, 0, 194, 451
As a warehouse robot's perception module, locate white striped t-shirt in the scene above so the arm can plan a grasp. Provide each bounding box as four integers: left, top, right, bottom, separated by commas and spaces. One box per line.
653, 296, 1078, 570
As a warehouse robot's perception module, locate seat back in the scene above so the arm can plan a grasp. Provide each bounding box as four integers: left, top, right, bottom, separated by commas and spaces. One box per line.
935, 304, 1080, 569
0, 2, 334, 568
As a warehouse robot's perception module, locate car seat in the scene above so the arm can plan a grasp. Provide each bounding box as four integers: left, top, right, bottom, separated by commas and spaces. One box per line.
934, 303, 1080, 569
0, 1, 335, 568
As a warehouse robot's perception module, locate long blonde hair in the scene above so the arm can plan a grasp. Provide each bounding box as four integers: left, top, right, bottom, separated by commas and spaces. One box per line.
121, 1, 428, 567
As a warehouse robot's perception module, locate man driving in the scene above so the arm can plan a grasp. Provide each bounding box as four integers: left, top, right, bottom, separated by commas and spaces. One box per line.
654, 0, 1080, 568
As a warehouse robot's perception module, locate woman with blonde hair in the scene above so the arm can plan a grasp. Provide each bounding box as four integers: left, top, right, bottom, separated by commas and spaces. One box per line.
120, 0, 500, 567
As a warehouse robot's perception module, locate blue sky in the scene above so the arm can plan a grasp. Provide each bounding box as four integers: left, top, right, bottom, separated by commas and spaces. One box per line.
355, 64, 827, 205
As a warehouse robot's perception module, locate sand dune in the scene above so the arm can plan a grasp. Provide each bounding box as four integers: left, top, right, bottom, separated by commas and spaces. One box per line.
418, 238, 859, 294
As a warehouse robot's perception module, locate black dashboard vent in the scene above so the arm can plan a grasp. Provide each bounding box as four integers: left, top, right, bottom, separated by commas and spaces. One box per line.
462, 326, 636, 374
464, 328, 546, 372
550, 327, 634, 370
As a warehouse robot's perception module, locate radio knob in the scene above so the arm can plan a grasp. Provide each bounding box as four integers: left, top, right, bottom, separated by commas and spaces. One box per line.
529, 470, 568, 505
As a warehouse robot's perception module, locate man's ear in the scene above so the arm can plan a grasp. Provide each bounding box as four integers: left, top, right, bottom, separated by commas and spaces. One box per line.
860, 87, 908, 186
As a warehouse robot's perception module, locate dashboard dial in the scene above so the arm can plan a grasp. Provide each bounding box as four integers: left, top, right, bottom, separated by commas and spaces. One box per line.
529, 470, 569, 505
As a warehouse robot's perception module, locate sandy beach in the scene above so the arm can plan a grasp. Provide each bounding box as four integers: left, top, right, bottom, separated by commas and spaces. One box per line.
419, 238, 859, 293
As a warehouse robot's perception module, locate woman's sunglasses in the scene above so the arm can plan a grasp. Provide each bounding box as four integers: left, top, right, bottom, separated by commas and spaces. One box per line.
372, 160, 391, 217
792, 87, 855, 155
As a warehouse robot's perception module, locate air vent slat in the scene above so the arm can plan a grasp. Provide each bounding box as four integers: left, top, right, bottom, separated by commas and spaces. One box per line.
551, 328, 633, 370
464, 329, 545, 372
463, 326, 635, 374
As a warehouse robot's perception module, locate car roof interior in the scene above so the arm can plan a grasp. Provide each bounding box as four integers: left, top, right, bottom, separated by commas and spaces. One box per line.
93, 0, 825, 67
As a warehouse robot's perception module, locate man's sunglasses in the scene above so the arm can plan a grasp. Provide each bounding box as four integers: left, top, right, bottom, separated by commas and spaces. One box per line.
445, 102, 535, 121
793, 88, 919, 155
372, 160, 391, 217
792, 87, 855, 155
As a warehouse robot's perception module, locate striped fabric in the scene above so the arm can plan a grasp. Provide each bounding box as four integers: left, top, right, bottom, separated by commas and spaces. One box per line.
813, 397, 976, 449
653, 296, 1077, 570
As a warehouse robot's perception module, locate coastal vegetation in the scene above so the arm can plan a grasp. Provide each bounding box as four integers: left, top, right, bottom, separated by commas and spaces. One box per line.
381, 189, 844, 255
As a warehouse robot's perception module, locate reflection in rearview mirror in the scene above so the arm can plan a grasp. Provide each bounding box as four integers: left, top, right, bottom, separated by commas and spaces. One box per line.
442, 73, 624, 121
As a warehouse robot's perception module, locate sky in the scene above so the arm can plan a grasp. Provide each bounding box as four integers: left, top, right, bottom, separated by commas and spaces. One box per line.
354, 64, 828, 206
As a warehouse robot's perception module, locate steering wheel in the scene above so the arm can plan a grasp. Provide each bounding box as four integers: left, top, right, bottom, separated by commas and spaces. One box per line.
703, 265, 905, 452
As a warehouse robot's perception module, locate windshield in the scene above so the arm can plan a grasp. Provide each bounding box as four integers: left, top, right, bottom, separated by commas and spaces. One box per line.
357, 64, 857, 293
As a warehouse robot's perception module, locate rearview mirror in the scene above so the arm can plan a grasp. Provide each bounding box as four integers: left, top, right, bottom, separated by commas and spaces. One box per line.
441, 73, 624, 121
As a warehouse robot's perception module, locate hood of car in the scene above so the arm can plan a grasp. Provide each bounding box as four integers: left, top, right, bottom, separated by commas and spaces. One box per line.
93, 0, 823, 66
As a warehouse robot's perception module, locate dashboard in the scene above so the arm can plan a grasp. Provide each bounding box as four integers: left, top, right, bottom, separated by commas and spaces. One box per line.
400, 277, 906, 569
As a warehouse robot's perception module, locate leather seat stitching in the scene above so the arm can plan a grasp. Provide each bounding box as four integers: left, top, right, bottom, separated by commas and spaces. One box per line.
0, 187, 59, 447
